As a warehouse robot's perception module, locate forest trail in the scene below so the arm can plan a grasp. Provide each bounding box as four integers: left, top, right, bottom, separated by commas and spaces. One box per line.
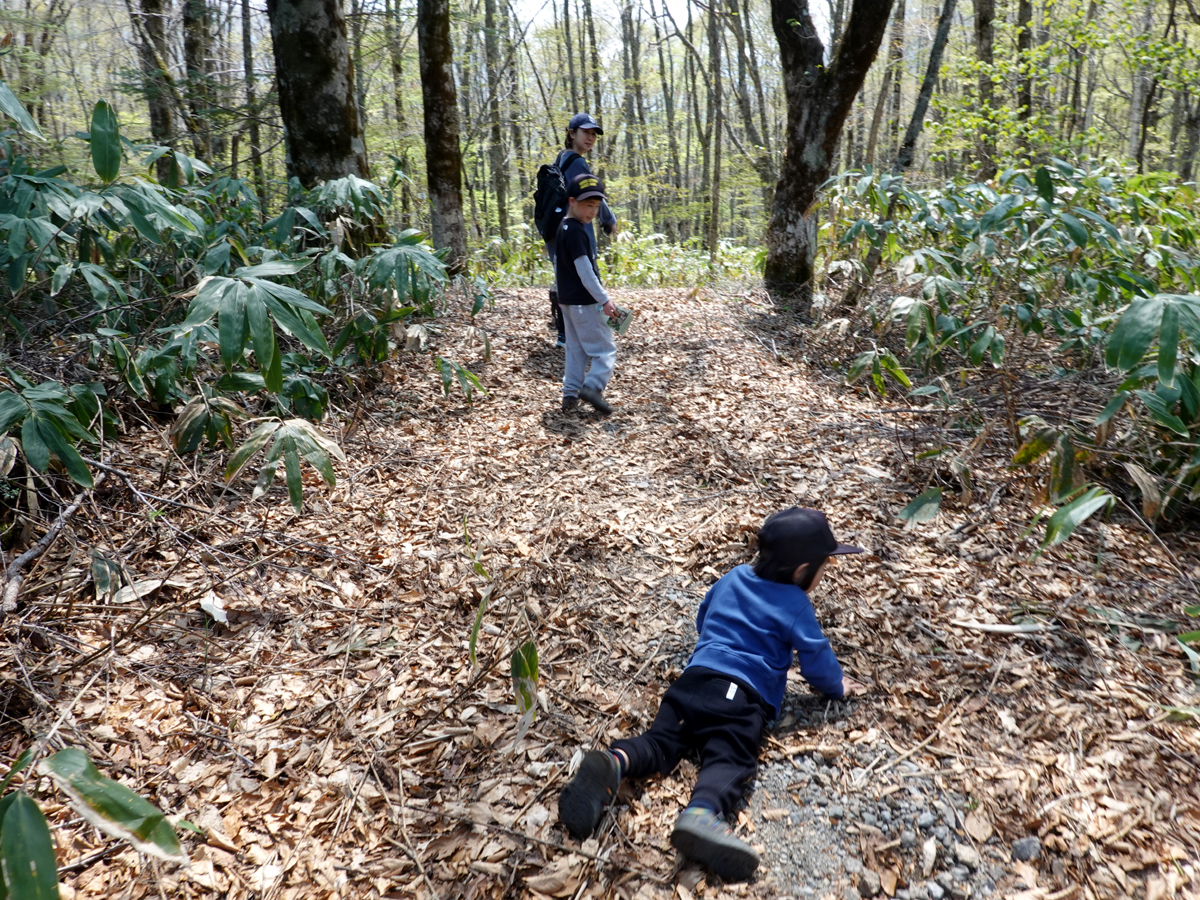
16, 287, 1200, 900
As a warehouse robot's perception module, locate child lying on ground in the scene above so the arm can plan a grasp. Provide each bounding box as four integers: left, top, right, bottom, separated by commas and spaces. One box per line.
558, 507, 866, 882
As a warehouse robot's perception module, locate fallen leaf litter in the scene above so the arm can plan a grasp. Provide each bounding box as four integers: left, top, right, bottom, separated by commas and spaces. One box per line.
2, 287, 1198, 900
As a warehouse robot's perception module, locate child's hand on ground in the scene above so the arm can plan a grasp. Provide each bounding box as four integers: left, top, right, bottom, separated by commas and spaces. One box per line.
841, 677, 868, 697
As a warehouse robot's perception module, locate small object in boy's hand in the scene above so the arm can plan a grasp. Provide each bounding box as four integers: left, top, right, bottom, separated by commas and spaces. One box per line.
607, 306, 634, 335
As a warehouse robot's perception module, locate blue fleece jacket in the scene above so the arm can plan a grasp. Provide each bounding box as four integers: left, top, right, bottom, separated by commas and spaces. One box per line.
687, 565, 844, 714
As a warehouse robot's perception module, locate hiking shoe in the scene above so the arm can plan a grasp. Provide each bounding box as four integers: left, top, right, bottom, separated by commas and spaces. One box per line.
670, 807, 759, 882
556, 333, 566, 349
562, 396, 579, 412
558, 750, 620, 839
578, 386, 612, 415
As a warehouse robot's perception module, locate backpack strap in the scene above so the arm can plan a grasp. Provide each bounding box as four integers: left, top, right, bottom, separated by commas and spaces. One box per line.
557, 150, 582, 173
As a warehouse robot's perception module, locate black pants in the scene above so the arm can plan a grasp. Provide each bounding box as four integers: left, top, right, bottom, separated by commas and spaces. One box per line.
611, 666, 772, 817
550, 289, 564, 335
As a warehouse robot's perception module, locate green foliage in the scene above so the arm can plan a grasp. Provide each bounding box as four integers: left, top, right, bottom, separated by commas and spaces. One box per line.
899, 487, 943, 525
0, 746, 185, 900
0, 96, 475, 515
829, 159, 1200, 532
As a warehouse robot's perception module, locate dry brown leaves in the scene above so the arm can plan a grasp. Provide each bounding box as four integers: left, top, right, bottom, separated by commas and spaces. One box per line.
1, 287, 1198, 900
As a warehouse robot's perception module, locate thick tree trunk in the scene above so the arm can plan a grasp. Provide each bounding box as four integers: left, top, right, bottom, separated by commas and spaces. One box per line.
183, 0, 213, 164
972, 0, 996, 178
132, 0, 177, 180
562, 0, 580, 111
583, 0, 603, 126
484, 0, 509, 239
1180, 99, 1200, 181
416, 0, 468, 271
764, 0, 894, 314
1016, 0, 1032, 151
265, 0, 370, 189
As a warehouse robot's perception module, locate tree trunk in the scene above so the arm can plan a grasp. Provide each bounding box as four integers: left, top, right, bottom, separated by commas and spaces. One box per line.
484, 0, 509, 239
241, 0, 265, 208
764, 0, 894, 314
864, 63, 893, 166
1180, 97, 1200, 180
727, 0, 776, 200
183, 0, 214, 164
653, 0, 683, 241
886, 0, 904, 156
620, 1, 640, 228
582, 0, 603, 124
1016, 0, 1032, 154
384, 0, 415, 225
416, 0, 468, 270
562, 0, 580, 111
350, 0, 367, 126
972, 0, 996, 178
706, 0, 722, 265
265, 0, 370, 189
844, 0, 956, 307
132, 0, 177, 180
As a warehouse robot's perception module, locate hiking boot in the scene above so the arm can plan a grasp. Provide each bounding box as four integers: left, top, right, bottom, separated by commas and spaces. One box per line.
670, 807, 759, 882
556, 332, 566, 349
562, 396, 579, 412
558, 750, 620, 839
578, 386, 612, 415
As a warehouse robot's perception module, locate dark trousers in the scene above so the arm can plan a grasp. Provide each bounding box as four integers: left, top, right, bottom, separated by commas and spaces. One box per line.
550, 289, 564, 335
611, 666, 772, 818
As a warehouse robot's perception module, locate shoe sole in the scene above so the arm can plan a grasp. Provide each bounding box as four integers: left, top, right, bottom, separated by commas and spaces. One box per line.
670, 822, 759, 882
558, 752, 618, 839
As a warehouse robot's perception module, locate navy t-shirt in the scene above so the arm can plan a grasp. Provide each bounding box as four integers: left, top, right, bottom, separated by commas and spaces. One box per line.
554, 217, 601, 305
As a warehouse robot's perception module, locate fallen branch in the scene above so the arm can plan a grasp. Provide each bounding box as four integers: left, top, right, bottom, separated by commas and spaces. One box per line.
1, 482, 97, 619
950, 619, 1057, 634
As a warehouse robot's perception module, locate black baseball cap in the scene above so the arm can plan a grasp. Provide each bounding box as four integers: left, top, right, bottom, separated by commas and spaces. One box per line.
568, 112, 604, 134
568, 173, 607, 202
758, 507, 865, 567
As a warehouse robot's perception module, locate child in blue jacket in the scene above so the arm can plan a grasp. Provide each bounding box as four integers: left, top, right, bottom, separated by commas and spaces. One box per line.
558, 507, 865, 882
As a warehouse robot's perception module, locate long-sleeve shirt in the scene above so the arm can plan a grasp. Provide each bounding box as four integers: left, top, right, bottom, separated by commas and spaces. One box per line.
687, 565, 845, 715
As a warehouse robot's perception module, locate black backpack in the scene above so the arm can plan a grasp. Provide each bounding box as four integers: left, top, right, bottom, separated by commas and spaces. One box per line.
532, 151, 580, 240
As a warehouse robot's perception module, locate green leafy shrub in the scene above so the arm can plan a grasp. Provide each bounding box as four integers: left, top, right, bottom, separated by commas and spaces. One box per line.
827, 159, 1200, 532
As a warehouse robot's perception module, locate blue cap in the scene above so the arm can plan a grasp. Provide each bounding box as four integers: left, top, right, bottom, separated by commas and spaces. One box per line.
568, 112, 604, 135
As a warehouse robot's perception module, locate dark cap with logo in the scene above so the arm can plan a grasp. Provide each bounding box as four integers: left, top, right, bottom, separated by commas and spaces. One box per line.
568, 112, 604, 134
757, 507, 864, 575
568, 173, 607, 202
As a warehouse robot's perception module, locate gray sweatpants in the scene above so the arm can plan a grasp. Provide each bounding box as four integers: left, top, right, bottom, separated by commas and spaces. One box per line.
562, 303, 617, 398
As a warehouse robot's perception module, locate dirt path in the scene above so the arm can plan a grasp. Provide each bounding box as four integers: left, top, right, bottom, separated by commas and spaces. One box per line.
7, 287, 1199, 900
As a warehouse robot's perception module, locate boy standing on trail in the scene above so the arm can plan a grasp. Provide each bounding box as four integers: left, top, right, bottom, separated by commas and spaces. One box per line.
555, 173, 619, 416
558, 507, 866, 883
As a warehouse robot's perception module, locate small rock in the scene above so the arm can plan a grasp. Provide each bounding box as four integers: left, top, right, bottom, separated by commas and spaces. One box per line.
862, 812, 878, 826
897, 891, 911, 900
954, 843, 981, 870
979, 878, 996, 896
928, 882, 946, 900
934, 825, 951, 842
922, 836, 939, 877
829, 805, 845, 819
1011, 836, 1042, 862
843, 886, 862, 900
950, 866, 969, 883
901, 829, 918, 849
918, 811, 937, 829
846, 858, 863, 875
935, 872, 954, 890
860, 870, 883, 898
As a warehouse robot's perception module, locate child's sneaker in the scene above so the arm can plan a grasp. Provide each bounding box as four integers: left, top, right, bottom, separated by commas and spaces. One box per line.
578, 386, 612, 415
670, 807, 759, 882
558, 750, 620, 839
555, 332, 566, 349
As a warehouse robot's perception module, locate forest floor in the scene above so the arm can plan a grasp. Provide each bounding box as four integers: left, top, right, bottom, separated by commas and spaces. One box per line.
4, 286, 1200, 900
